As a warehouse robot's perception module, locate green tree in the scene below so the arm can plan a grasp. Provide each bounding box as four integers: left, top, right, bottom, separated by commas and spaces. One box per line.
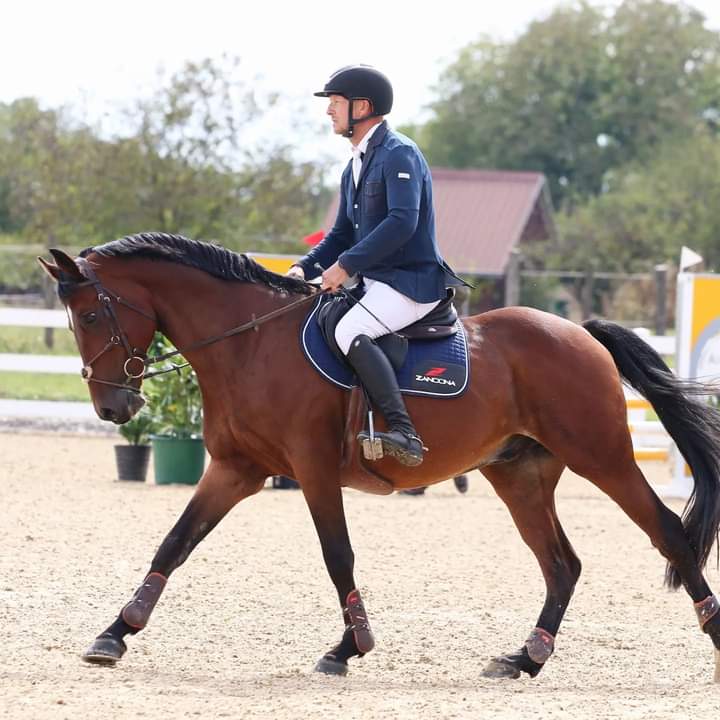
414, 0, 720, 206
533, 130, 720, 273
92, 57, 330, 248
231, 147, 331, 252
0, 57, 332, 292
0, 98, 104, 246
117, 56, 255, 239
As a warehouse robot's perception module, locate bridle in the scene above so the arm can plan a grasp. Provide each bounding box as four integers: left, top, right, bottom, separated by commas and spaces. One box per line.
71, 258, 154, 393
70, 258, 321, 394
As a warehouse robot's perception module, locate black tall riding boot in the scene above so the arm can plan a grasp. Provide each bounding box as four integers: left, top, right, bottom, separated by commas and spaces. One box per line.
345, 334, 424, 466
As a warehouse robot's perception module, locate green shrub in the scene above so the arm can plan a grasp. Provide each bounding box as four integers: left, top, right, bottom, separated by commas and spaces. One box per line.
142, 334, 203, 439
117, 409, 156, 445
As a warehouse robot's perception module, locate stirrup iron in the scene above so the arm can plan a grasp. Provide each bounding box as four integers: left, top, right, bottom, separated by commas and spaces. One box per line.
361, 409, 384, 461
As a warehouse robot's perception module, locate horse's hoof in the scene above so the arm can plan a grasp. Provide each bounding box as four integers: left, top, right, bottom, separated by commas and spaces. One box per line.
481, 658, 521, 679
81, 636, 127, 665
314, 655, 348, 676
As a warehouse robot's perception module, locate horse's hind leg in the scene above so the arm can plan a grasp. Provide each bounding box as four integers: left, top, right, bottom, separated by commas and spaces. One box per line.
480, 446, 579, 679
82, 457, 265, 664
577, 454, 720, 664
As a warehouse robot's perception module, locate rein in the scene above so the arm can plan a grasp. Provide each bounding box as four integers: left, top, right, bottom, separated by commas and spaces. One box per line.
143, 290, 323, 378
73, 258, 323, 392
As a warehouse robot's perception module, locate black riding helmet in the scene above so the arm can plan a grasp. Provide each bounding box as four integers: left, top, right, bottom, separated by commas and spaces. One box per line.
314, 65, 393, 137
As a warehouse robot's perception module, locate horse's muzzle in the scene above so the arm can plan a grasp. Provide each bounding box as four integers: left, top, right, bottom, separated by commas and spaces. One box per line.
100, 389, 146, 424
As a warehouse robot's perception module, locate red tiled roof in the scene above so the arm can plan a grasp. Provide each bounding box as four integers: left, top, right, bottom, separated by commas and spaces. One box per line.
322, 168, 554, 276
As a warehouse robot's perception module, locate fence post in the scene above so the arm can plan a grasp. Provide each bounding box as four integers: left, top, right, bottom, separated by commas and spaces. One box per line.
456, 285, 471, 317
42, 276, 56, 349
581, 269, 594, 319
504, 250, 520, 307
654, 263, 668, 336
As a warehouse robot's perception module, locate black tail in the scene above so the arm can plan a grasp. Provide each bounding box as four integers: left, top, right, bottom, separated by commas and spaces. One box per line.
583, 318, 720, 588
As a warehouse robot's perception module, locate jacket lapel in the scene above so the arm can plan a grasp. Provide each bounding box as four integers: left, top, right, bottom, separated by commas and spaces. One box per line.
354, 121, 388, 198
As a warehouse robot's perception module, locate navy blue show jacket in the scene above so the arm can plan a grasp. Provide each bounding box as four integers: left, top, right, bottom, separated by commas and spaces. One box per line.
298, 122, 465, 303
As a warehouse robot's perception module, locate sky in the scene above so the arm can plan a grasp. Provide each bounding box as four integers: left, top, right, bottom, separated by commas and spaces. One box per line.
3, 0, 720, 166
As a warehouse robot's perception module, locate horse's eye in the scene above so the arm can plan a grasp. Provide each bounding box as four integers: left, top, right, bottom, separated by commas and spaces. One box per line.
81, 311, 98, 325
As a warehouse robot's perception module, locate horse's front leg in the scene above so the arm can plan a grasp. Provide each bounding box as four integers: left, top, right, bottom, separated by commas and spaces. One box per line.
82, 457, 265, 664
300, 477, 375, 676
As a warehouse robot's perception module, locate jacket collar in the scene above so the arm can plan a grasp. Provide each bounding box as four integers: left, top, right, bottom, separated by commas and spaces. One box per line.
355, 120, 388, 193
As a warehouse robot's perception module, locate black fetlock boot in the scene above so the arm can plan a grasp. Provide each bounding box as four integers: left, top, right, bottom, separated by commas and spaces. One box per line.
345, 334, 424, 466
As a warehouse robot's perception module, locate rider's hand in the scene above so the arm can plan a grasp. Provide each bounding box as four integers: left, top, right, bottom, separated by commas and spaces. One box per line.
321, 262, 350, 292
286, 264, 305, 280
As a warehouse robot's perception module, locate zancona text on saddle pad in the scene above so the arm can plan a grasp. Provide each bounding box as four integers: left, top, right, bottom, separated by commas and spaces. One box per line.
301, 296, 469, 398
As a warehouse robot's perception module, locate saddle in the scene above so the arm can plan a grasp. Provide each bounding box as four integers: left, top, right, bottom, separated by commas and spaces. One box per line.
317, 287, 458, 370
399, 289, 459, 340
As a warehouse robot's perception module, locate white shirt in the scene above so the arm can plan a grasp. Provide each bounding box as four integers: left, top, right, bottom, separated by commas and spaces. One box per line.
351, 122, 381, 187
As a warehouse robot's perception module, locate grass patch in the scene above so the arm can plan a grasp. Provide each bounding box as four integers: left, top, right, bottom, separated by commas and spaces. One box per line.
0, 371, 88, 401
0, 325, 77, 355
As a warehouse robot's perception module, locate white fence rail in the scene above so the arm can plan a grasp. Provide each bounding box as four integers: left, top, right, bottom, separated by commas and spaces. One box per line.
0, 307, 94, 423
0, 308, 78, 373
0, 307, 67, 328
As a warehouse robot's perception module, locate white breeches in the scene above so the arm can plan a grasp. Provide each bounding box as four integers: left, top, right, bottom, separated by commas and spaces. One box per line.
335, 279, 441, 355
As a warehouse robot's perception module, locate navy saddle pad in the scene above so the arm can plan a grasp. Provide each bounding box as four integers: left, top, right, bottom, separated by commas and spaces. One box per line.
300, 296, 469, 398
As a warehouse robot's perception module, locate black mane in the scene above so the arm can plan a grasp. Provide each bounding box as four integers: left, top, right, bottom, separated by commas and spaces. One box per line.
80, 232, 312, 296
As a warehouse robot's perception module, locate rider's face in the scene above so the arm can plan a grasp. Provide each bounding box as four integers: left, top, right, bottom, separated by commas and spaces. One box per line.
326, 95, 372, 136
326, 95, 349, 135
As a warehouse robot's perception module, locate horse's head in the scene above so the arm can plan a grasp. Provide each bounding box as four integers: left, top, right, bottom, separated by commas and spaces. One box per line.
38, 249, 157, 424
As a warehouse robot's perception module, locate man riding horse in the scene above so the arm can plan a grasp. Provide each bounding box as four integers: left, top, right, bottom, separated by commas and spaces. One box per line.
287, 65, 467, 466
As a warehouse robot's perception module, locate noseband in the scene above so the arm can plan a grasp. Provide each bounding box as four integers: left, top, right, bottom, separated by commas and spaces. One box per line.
70, 258, 322, 395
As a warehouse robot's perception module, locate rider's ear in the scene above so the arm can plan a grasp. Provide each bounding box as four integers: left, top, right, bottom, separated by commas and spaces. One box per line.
47, 249, 84, 283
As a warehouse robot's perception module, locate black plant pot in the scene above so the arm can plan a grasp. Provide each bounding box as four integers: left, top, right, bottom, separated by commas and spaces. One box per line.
114, 444, 151, 482
271, 475, 300, 489
454, 474, 469, 494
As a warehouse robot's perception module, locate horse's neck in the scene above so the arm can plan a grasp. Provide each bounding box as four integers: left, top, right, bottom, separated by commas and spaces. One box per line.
147, 266, 294, 375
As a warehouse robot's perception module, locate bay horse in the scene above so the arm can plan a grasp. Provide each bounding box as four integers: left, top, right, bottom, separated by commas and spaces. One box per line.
39, 233, 720, 681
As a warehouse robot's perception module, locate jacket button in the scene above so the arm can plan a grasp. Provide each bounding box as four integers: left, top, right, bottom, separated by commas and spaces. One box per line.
354, 204, 358, 209
355, 224, 359, 229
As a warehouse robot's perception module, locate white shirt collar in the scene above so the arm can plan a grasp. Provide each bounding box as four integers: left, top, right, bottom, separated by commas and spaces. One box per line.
351, 121, 381, 158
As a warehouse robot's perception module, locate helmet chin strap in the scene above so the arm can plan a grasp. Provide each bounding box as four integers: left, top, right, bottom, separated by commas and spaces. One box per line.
343, 98, 375, 138
343, 99, 355, 138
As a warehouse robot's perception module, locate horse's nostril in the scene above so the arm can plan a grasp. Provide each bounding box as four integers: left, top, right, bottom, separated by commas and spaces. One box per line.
99, 407, 116, 422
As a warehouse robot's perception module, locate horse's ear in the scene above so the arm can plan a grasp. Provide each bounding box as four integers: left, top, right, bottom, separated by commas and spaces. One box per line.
37, 256, 62, 282
48, 249, 84, 283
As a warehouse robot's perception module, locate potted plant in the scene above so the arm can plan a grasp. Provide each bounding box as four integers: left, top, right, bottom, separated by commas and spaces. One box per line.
143, 334, 205, 485
114, 410, 155, 482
